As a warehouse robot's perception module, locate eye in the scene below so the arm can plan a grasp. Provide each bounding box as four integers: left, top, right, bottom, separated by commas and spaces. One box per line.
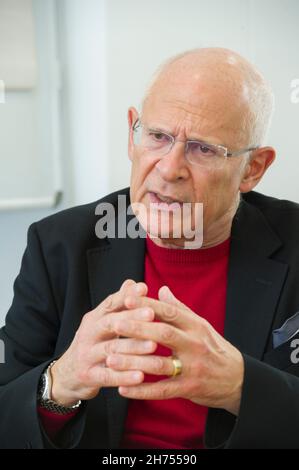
188, 141, 217, 157
149, 131, 169, 143
145, 130, 172, 149
200, 144, 214, 154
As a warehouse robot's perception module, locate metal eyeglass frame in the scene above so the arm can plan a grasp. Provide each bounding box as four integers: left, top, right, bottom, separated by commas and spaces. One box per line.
132, 119, 260, 163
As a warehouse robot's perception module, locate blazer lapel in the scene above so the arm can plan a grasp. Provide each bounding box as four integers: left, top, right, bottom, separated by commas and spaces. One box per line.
224, 199, 289, 359
87, 195, 146, 449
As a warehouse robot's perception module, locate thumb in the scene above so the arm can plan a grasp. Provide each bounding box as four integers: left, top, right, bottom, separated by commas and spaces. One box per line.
158, 285, 183, 307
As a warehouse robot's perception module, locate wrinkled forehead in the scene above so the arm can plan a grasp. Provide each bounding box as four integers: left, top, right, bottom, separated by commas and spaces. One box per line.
141, 71, 250, 145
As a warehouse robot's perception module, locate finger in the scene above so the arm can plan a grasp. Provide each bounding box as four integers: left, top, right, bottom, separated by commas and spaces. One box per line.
118, 379, 182, 400
90, 366, 144, 387
113, 318, 185, 349
96, 307, 155, 340
120, 279, 136, 291
96, 281, 148, 317
106, 354, 175, 376
93, 338, 157, 360
124, 295, 197, 330
120, 279, 148, 297
158, 286, 186, 308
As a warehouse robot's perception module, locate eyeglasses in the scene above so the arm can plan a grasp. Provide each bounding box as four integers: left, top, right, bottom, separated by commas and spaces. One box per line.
132, 119, 259, 169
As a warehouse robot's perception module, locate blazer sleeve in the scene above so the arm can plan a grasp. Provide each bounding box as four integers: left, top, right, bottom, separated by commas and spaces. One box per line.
0, 223, 85, 449
205, 353, 299, 449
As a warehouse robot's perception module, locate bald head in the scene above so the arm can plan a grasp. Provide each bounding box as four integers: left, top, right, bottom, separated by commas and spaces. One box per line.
142, 48, 274, 147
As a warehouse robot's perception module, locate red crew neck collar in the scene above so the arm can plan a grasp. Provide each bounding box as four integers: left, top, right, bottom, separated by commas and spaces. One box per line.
146, 235, 231, 264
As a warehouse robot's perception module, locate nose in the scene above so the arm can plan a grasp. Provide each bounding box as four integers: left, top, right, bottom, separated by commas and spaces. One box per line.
155, 141, 189, 182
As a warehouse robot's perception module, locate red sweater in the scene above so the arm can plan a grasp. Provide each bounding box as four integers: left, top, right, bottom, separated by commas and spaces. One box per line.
39, 235, 230, 447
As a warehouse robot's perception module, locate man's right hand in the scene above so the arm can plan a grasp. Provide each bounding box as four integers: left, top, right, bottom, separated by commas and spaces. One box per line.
50, 280, 155, 407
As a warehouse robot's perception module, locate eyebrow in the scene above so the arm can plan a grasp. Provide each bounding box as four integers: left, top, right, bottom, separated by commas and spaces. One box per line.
147, 124, 169, 134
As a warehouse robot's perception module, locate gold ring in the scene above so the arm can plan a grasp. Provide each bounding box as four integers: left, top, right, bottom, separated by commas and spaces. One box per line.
171, 357, 182, 377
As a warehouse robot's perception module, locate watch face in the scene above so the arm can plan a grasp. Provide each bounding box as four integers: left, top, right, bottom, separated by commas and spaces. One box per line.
37, 366, 82, 414
37, 373, 45, 401
38, 371, 50, 401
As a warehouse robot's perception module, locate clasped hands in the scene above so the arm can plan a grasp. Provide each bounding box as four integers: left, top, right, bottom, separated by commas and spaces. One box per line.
51, 280, 244, 416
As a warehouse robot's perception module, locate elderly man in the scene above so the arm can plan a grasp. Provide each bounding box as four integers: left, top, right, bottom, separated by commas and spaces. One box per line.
1, 47, 299, 449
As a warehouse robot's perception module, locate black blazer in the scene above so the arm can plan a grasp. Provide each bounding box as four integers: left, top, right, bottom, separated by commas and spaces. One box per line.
1, 187, 299, 449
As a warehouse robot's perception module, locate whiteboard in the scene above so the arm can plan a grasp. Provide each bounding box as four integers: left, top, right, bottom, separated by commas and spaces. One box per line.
0, 0, 62, 211
0, 0, 37, 90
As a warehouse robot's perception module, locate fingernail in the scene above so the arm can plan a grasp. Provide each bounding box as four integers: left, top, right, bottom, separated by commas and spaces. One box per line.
134, 284, 144, 294
143, 340, 154, 350
165, 286, 175, 300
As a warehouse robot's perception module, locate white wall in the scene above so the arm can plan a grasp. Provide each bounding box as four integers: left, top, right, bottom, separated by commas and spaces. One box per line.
106, 0, 299, 201
58, 0, 109, 206
1, 0, 299, 327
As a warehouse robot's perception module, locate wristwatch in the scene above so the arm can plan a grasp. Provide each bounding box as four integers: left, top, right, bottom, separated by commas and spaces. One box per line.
37, 360, 81, 415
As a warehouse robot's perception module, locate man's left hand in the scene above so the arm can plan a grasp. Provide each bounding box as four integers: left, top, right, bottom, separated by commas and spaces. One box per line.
106, 286, 244, 416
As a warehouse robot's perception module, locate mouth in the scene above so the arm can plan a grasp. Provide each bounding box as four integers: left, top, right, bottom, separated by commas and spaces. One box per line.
148, 192, 184, 211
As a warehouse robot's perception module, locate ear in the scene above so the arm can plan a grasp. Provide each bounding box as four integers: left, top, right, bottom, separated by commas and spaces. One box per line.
128, 107, 139, 162
239, 146, 276, 193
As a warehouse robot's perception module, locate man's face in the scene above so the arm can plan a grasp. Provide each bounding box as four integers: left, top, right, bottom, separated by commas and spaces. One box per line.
128, 72, 251, 247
